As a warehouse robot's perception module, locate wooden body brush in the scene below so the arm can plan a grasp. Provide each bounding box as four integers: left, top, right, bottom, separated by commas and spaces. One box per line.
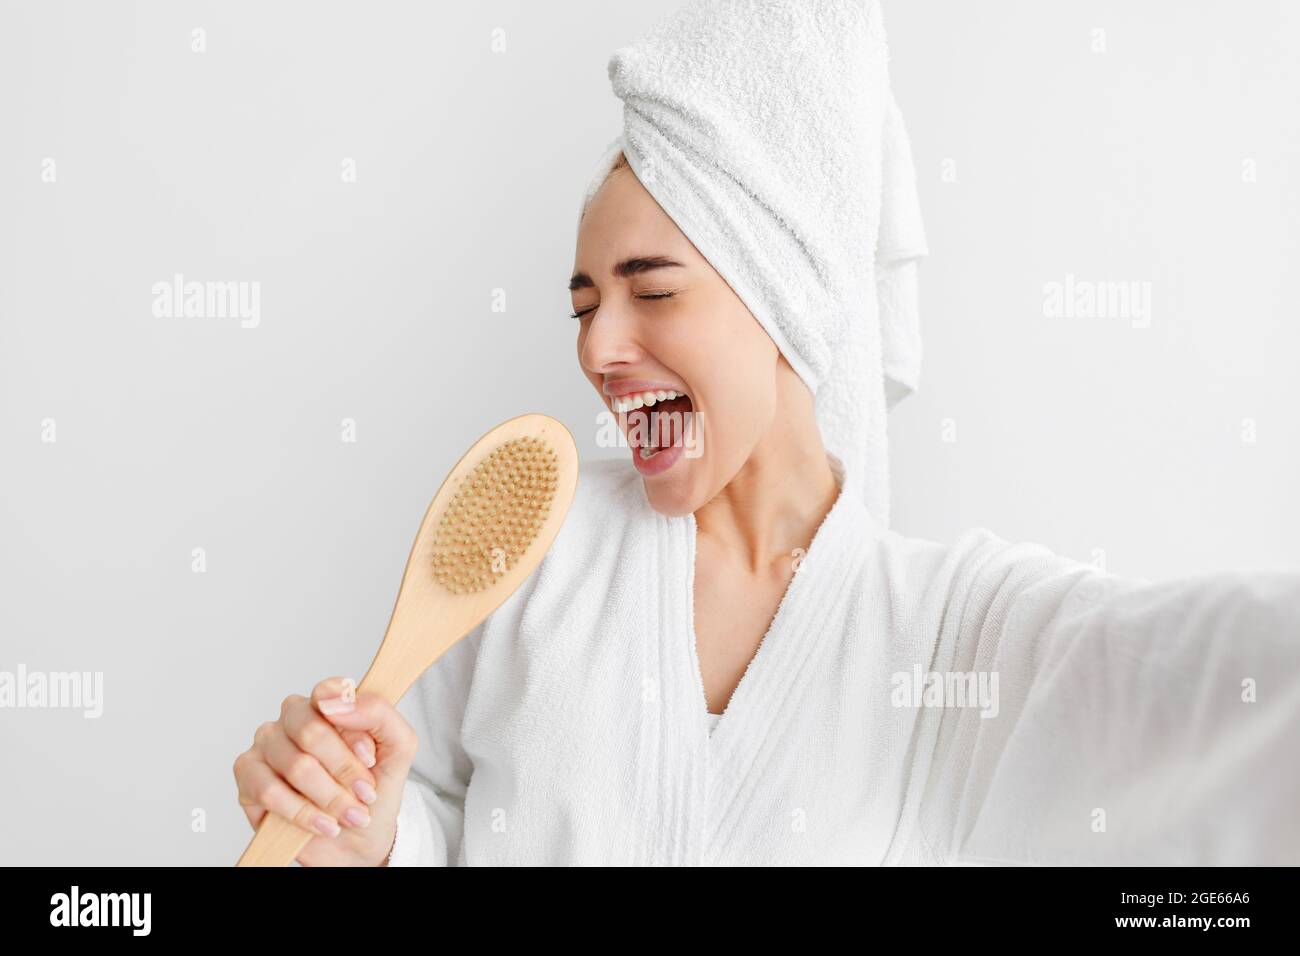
236, 412, 579, 867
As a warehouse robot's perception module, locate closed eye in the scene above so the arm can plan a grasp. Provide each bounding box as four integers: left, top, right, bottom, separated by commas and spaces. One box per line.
569, 290, 677, 319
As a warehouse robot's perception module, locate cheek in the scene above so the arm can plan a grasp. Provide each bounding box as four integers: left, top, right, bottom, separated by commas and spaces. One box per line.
700, 311, 777, 392
654, 295, 740, 365
701, 322, 779, 438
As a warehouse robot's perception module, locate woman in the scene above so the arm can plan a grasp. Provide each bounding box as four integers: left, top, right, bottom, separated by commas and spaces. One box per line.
232, 0, 1300, 866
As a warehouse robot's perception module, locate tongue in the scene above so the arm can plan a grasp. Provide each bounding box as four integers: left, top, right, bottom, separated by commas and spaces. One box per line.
638, 395, 692, 451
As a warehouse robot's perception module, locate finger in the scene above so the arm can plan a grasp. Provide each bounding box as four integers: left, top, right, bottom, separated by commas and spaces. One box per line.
260, 722, 373, 829
310, 676, 359, 711
311, 689, 418, 782
308, 678, 384, 773
233, 751, 267, 828
282, 695, 379, 805
235, 750, 342, 838
340, 730, 377, 769
240, 797, 266, 829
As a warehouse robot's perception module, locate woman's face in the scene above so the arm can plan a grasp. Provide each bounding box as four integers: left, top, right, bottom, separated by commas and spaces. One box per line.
571, 163, 784, 516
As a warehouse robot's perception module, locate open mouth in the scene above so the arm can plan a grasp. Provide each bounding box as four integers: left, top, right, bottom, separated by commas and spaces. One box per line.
611, 389, 694, 460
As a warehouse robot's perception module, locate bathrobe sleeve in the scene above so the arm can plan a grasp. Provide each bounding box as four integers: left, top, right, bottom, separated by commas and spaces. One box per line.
385, 622, 483, 866
876, 89, 928, 409
906, 533, 1300, 865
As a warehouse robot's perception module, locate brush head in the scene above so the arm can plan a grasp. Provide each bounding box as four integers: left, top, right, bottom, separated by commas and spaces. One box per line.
431, 436, 560, 594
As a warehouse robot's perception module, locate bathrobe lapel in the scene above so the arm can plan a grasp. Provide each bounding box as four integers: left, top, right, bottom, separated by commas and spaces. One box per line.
634, 500, 707, 865
639, 454, 878, 865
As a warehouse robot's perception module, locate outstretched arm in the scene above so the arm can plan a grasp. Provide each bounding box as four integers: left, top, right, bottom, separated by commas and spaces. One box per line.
908, 535, 1300, 865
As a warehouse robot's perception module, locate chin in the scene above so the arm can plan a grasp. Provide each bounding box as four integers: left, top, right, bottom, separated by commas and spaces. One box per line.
643, 476, 701, 518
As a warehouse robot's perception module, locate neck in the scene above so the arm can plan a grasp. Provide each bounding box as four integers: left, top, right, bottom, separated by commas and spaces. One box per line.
693, 379, 840, 574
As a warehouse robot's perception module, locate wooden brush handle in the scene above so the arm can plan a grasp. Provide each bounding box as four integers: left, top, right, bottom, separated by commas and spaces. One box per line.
235, 809, 316, 868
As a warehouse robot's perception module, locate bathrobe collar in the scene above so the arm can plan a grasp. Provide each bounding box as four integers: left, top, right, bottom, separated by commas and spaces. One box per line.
639, 451, 884, 863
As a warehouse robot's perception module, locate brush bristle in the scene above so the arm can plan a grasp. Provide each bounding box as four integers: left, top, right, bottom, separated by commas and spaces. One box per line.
432, 436, 560, 594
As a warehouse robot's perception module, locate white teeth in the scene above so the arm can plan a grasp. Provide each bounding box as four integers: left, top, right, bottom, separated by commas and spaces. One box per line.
613, 389, 685, 413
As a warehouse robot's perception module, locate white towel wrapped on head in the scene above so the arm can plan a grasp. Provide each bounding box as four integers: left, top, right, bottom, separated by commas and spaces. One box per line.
578, 0, 928, 525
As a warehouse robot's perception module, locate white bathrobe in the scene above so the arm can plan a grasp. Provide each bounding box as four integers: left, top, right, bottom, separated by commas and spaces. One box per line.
387, 455, 1300, 866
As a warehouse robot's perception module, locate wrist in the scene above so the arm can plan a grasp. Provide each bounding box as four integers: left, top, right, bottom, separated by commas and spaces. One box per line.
378, 818, 398, 867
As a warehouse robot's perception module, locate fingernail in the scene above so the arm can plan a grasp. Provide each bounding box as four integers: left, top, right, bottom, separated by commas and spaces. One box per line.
344, 806, 371, 828
314, 815, 341, 836
353, 740, 375, 768
353, 779, 377, 804
318, 696, 354, 715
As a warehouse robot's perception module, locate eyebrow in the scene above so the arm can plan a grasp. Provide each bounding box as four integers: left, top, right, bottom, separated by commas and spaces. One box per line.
568, 255, 685, 291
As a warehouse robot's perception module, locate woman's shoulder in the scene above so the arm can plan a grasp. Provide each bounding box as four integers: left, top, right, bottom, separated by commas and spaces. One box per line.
577, 455, 643, 498
865, 520, 1101, 606
546, 456, 647, 553
570, 456, 645, 519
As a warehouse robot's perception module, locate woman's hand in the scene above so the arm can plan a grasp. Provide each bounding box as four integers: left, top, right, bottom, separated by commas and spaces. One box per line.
233, 676, 419, 866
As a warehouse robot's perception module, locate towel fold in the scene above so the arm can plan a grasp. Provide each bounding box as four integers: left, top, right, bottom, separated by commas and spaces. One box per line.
578, 0, 928, 524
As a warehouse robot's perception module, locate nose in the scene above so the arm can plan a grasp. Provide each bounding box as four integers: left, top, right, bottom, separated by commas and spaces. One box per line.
578, 307, 643, 377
